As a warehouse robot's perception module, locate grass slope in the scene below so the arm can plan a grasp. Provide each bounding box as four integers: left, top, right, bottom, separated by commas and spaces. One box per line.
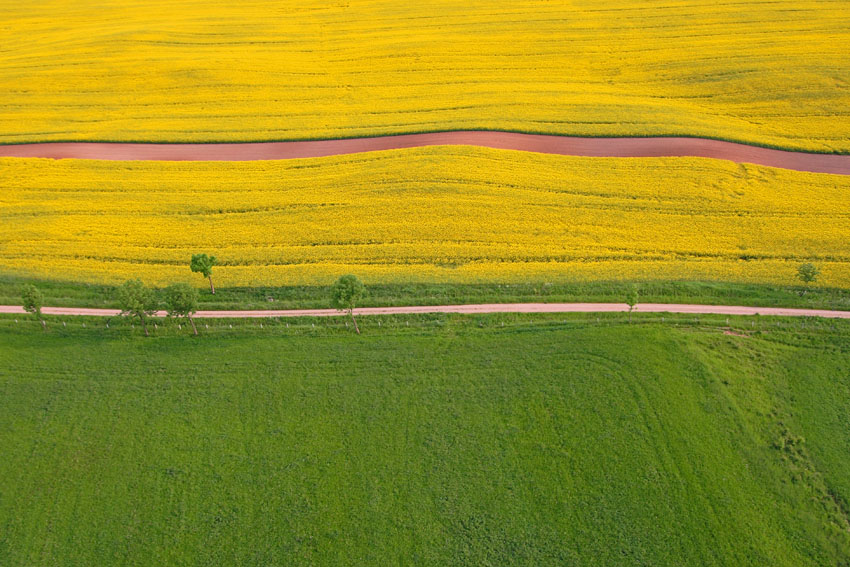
1, 1, 848, 151
1, 316, 849, 565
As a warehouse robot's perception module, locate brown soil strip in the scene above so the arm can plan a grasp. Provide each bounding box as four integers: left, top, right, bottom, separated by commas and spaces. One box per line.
1, 132, 848, 174
1, 303, 848, 319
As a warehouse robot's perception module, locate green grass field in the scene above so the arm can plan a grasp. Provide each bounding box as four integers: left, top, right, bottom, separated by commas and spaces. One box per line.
2, 275, 850, 312
1, 314, 849, 565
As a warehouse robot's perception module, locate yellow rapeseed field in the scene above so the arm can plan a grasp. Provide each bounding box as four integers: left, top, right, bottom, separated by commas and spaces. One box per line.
2, 147, 848, 287
0, 0, 848, 151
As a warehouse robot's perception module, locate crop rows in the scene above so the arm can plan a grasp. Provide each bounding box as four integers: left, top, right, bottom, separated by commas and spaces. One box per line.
1, 146, 848, 287
0, 0, 848, 151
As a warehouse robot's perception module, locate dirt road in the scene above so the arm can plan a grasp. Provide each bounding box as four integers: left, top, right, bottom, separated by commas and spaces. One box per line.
1, 132, 848, 174
1, 303, 848, 319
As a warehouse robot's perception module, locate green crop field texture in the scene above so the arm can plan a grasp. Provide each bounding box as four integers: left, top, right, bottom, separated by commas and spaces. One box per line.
3, 275, 850, 312
1, 318, 849, 565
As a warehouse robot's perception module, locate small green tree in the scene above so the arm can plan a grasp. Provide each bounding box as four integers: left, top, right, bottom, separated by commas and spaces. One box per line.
22, 284, 45, 330
190, 254, 217, 294
626, 284, 639, 323
117, 279, 158, 336
164, 283, 199, 335
797, 263, 819, 294
331, 274, 366, 334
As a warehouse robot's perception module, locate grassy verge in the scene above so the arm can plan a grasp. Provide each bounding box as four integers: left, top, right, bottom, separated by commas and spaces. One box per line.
1, 275, 849, 312
1, 314, 849, 565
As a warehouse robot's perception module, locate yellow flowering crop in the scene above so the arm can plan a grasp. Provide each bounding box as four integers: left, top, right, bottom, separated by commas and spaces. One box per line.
1, 147, 848, 287
0, 0, 848, 151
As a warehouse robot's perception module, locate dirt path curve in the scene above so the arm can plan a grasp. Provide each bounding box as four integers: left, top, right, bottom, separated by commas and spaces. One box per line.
1, 303, 848, 319
1, 132, 848, 174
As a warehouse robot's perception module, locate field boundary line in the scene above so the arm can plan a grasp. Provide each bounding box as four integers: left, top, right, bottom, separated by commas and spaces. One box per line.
1, 132, 849, 174
1, 303, 848, 319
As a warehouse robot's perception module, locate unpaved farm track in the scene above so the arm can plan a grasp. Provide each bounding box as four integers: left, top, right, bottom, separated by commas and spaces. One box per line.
1, 303, 849, 319
1, 132, 849, 174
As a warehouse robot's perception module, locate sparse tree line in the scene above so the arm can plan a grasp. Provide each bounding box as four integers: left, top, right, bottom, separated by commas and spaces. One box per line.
19, 259, 822, 334
21, 253, 368, 336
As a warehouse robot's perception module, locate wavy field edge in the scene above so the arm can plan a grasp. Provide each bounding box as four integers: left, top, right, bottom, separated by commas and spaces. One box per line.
1, 132, 850, 174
